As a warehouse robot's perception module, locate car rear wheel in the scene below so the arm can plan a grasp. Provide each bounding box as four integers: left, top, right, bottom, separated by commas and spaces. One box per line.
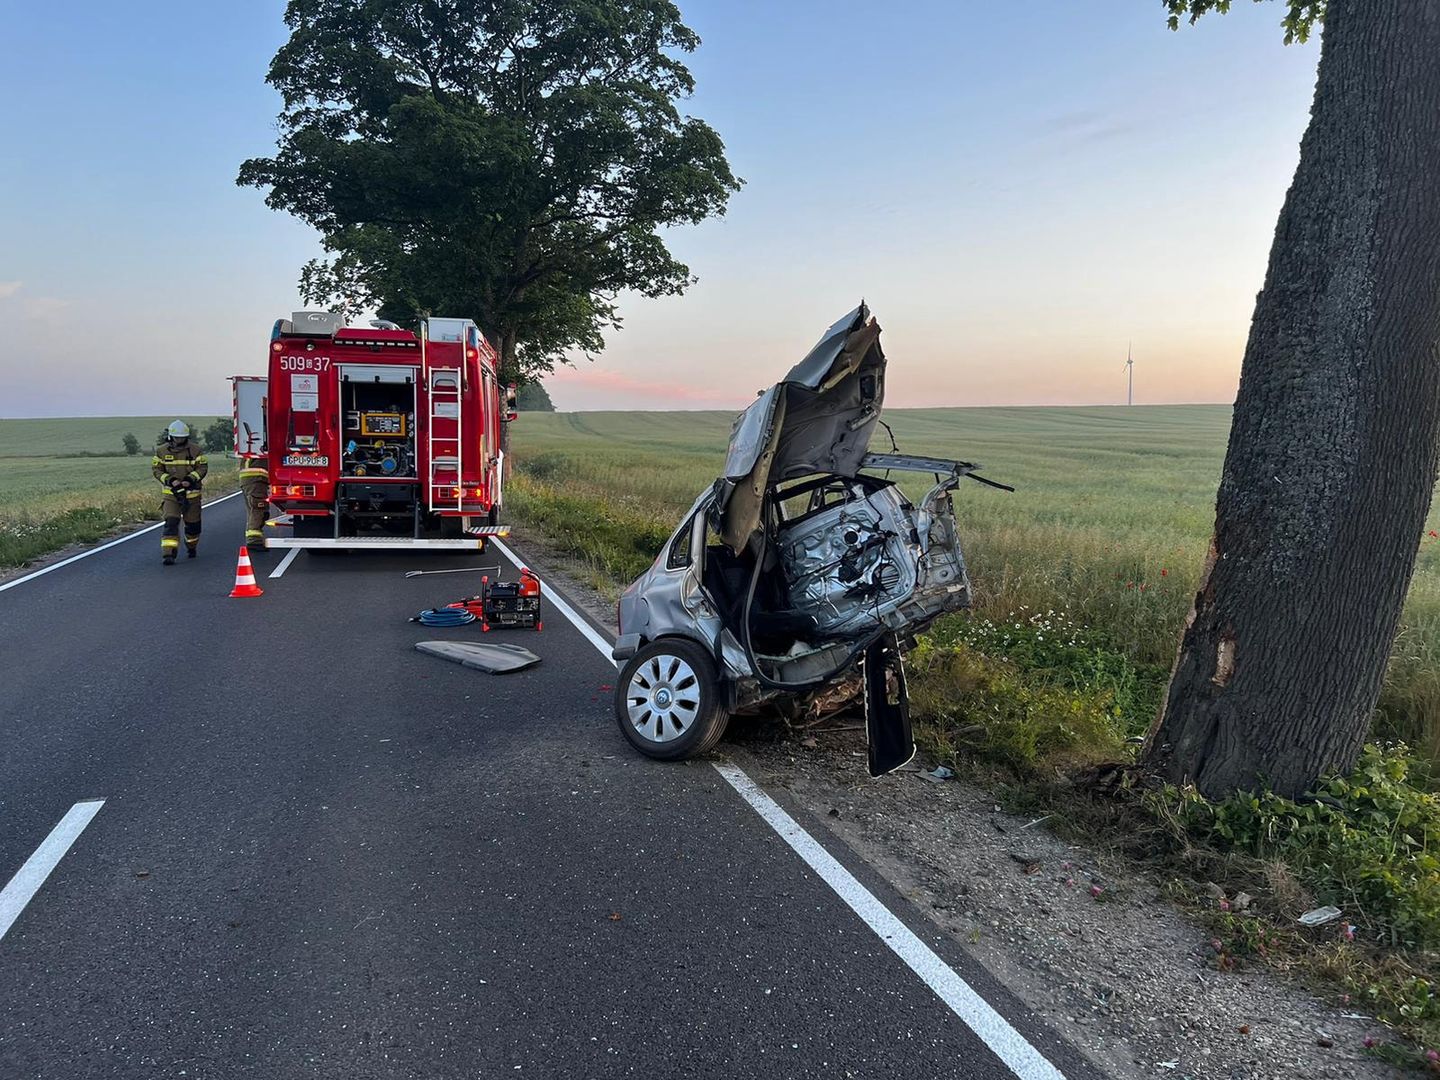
615, 639, 729, 760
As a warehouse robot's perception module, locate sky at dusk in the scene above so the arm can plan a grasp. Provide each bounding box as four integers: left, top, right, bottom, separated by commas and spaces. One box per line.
0, 1, 1320, 417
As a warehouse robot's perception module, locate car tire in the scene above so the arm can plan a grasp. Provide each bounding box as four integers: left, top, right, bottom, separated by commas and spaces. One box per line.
615, 638, 729, 761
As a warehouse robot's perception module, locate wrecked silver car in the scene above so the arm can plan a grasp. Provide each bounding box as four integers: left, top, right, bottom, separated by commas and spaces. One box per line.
611, 304, 1009, 776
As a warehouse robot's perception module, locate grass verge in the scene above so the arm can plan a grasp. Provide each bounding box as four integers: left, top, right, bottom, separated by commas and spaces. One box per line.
0, 465, 239, 570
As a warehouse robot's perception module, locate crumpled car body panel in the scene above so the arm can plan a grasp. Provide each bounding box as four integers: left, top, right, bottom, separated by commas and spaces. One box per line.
614, 305, 989, 720
717, 303, 886, 551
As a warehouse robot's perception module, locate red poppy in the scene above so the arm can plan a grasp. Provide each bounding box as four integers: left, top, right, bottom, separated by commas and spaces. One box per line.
1160, 568, 1168, 577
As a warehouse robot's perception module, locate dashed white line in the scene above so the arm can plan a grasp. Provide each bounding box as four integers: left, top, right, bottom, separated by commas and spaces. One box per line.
0, 491, 244, 595
269, 547, 301, 579
0, 800, 106, 944
501, 539, 1069, 1080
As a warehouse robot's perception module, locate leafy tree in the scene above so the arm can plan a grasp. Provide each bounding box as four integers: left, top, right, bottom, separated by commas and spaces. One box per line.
238, 0, 740, 383
201, 418, 234, 453
1162, 0, 1323, 44
1144, 0, 1440, 798
121, 432, 140, 456
515, 379, 555, 412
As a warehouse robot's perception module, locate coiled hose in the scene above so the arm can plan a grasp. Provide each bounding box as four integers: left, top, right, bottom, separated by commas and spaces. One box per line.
414, 607, 476, 627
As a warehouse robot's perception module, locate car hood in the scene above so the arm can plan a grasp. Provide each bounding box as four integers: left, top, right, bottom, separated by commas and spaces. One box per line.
716, 303, 886, 551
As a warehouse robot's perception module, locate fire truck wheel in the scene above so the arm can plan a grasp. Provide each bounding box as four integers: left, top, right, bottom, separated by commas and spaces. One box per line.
615, 638, 728, 761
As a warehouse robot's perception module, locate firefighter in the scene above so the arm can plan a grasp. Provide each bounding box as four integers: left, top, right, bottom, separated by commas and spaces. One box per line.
238, 449, 269, 550
152, 420, 207, 564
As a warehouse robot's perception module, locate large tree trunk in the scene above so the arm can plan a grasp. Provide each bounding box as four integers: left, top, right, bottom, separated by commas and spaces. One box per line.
1143, 0, 1440, 799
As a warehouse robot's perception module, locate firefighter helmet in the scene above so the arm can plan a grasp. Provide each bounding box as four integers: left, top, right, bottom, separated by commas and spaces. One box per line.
167, 420, 190, 440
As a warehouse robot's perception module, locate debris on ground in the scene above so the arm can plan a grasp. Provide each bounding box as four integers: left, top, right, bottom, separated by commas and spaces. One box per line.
414, 640, 540, 673
1298, 905, 1344, 927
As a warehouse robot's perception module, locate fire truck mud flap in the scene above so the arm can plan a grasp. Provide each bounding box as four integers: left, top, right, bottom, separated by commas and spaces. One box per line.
415, 640, 541, 674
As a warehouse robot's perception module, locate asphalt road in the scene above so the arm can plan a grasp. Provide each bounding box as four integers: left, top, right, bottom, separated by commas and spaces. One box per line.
0, 495, 1103, 1080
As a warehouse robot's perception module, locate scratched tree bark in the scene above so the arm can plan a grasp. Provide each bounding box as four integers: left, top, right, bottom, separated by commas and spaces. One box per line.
1144, 0, 1440, 799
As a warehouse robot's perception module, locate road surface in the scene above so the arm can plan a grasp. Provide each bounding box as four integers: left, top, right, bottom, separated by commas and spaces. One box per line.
0, 495, 1102, 1079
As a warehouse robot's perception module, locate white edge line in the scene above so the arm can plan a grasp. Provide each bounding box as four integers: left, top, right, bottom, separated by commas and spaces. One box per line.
490, 537, 616, 661
269, 546, 301, 579
714, 763, 1066, 1080
0, 799, 106, 943
0, 491, 244, 595
498, 538, 1068, 1080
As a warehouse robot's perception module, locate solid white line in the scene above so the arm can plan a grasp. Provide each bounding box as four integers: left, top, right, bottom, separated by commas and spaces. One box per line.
269, 547, 301, 579
0, 491, 244, 595
503, 537, 1068, 1078
713, 764, 1067, 1080
0, 800, 106, 943
490, 537, 616, 661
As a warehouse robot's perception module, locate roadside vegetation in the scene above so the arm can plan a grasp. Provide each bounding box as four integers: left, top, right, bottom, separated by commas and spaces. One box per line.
0, 418, 238, 569
503, 404, 1440, 1063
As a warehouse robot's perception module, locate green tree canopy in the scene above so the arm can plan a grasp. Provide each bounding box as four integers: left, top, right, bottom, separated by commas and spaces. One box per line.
515, 379, 555, 412
1163, 0, 1325, 44
239, 0, 741, 381
201, 418, 234, 453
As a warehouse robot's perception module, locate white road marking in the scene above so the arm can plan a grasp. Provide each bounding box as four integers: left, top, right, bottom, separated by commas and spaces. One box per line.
504, 539, 1069, 1079
0, 800, 106, 944
269, 547, 301, 579
490, 538, 615, 659
714, 763, 1067, 1080
0, 491, 244, 595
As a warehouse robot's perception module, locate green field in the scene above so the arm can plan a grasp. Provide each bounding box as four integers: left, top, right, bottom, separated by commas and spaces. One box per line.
5, 407, 1436, 752
506, 405, 1440, 754
0, 416, 238, 567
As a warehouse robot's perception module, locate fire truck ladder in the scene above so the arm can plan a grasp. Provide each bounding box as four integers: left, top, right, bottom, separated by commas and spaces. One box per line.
424, 349, 464, 514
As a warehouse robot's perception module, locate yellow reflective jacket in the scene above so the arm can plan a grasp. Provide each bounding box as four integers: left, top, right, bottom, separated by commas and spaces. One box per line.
239, 453, 269, 482
153, 437, 208, 497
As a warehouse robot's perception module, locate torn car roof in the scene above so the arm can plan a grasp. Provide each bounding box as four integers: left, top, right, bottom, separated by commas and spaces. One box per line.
716, 303, 887, 550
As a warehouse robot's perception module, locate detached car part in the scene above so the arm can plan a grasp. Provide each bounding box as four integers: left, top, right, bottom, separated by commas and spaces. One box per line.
612, 303, 1009, 775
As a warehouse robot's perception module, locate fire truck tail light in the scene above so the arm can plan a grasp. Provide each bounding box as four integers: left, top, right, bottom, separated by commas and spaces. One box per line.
466, 347, 478, 360
271, 342, 283, 352
469, 487, 483, 498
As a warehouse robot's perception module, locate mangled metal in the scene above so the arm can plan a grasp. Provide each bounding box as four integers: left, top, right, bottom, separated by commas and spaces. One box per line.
612, 304, 1008, 775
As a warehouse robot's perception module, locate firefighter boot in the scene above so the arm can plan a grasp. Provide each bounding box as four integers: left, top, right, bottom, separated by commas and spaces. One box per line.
183, 504, 202, 559
161, 520, 180, 566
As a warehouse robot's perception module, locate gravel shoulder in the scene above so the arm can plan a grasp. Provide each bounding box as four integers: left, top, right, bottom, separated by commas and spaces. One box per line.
726, 731, 1396, 1080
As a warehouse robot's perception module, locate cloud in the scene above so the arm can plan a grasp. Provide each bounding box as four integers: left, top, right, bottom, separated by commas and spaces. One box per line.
548, 365, 745, 408
1040, 110, 1141, 149
0, 281, 22, 299
21, 296, 69, 322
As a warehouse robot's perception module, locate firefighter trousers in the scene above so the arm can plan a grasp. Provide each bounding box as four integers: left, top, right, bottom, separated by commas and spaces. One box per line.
240, 476, 269, 547
161, 492, 202, 556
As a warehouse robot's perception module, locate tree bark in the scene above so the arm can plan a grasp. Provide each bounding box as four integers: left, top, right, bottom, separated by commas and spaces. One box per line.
1144, 0, 1440, 799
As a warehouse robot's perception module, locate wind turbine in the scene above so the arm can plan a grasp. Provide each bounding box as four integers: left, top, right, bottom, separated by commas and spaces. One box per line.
1123, 342, 1134, 406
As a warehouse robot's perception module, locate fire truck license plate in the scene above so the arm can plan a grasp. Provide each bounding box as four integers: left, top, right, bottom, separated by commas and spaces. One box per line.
282, 454, 330, 466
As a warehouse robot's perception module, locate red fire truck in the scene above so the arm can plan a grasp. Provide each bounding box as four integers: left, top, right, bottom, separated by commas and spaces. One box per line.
232, 311, 515, 550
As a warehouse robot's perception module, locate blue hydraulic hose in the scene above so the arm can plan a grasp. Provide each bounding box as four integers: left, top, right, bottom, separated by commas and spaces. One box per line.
415, 608, 476, 627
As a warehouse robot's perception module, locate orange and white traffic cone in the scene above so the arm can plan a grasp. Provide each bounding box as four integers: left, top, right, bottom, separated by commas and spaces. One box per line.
228, 546, 264, 598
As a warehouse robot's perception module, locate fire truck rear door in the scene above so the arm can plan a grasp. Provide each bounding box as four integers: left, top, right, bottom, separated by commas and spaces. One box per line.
232, 376, 269, 455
